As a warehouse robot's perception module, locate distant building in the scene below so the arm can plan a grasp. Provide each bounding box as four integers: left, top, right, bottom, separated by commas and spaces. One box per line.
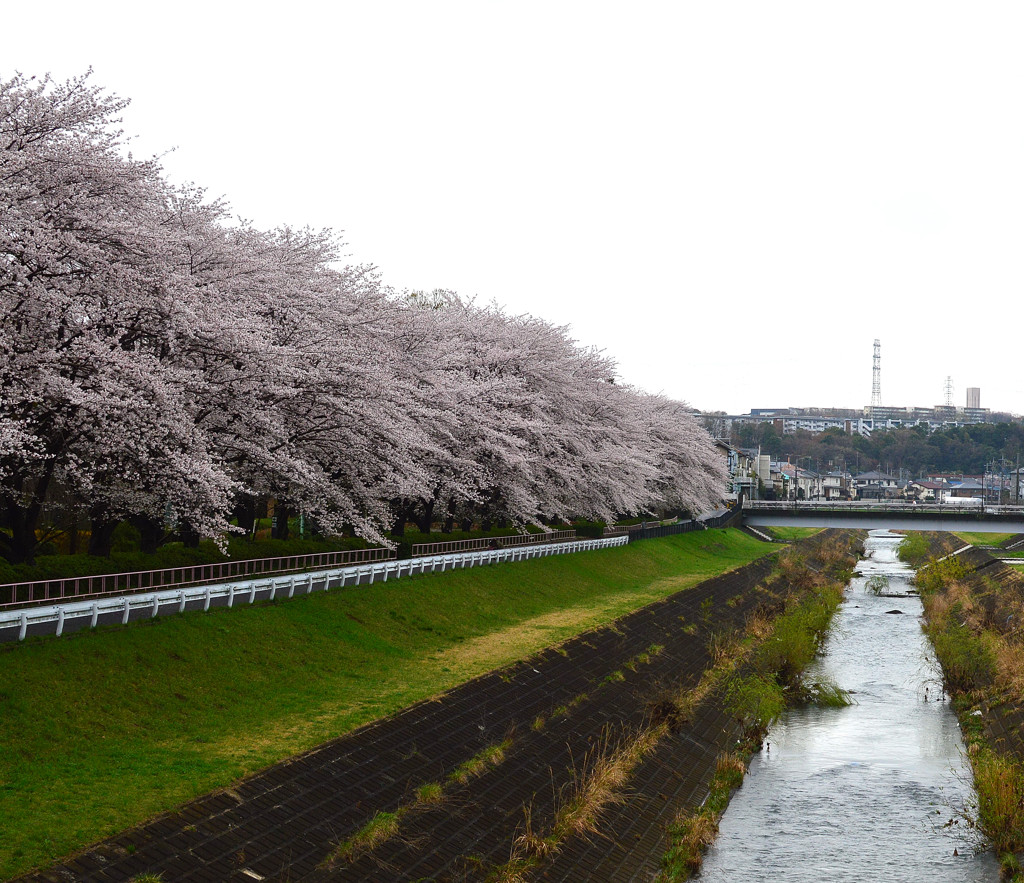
821, 471, 852, 501
852, 470, 900, 500
705, 401, 1014, 442
967, 387, 981, 409
950, 478, 985, 499
714, 441, 757, 500
908, 479, 950, 503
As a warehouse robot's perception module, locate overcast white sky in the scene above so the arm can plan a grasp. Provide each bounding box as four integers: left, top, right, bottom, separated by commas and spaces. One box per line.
7, 2, 1024, 415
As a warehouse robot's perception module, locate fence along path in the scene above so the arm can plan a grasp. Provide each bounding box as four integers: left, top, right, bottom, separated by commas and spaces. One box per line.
1, 530, 584, 609
1, 507, 739, 642
0, 546, 394, 609
0, 537, 627, 642
409, 528, 576, 556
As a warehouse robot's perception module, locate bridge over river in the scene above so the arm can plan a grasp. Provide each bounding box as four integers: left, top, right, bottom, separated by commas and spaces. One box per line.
743, 499, 1024, 535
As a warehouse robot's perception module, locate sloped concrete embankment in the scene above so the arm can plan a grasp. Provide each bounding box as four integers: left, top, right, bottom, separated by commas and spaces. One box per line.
20, 530, 863, 883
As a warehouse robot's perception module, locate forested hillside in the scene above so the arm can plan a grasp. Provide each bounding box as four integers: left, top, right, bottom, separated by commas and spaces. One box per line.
732, 421, 1024, 475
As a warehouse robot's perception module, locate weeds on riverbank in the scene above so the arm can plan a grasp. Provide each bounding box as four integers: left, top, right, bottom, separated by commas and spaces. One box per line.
656, 751, 750, 881
912, 541, 1024, 878
656, 545, 856, 879
487, 726, 666, 882
951, 697, 1024, 881
898, 533, 932, 566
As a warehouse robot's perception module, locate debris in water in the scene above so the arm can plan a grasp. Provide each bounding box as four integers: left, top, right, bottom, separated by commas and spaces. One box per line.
884, 609, 903, 615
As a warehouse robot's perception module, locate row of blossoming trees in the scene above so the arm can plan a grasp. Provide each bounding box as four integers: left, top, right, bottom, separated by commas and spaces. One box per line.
0, 72, 727, 564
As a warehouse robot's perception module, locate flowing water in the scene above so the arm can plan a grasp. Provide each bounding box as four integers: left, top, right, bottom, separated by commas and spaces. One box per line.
698, 529, 1000, 882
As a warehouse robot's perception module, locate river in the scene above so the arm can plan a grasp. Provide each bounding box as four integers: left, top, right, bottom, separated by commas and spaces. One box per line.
698, 529, 999, 882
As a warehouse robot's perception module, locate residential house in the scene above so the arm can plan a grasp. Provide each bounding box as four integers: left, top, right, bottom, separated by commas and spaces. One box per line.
821, 471, 852, 501
852, 470, 900, 500
715, 441, 757, 501
907, 479, 950, 503
949, 478, 986, 501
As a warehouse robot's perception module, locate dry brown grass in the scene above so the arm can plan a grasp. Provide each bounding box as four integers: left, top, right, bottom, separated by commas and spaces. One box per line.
715, 751, 747, 780
550, 725, 665, 843
993, 638, 1024, 694
707, 630, 741, 666
494, 724, 667, 880
973, 749, 1024, 854
660, 809, 720, 877
681, 812, 719, 853
415, 781, 443, 804
745, 609, 773, 641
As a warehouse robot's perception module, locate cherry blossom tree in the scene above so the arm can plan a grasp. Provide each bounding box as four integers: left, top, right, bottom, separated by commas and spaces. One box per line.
0, 72, 238, 560
1, 70, 727, 562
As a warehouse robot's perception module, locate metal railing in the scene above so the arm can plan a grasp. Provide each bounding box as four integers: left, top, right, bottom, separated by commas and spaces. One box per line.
410, 530, 576, 557
0, 546, 394, 609
0, 536, 630, 640
626, 508, 738, 542
744, 499, 1024, 515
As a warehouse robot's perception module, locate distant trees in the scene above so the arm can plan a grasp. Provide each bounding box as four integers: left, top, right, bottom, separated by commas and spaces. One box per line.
0, 72, 726, 562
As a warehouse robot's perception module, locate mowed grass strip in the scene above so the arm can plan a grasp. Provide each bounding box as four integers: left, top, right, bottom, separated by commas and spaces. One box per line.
952, 531, 1018, 546
0, 528, 770, 879
760, 526, 822, 542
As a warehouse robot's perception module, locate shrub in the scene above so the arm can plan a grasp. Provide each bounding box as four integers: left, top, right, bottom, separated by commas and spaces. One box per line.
724, 674, 784, 737
865, 575, 889, 595
897, 533, 930, 566
931, 623, 997, 693
915, 555, 973, 595
571, 519, 607, 539
972, 750, 1024, 854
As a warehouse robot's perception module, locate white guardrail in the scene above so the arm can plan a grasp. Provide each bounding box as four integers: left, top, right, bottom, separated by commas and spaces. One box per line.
0, 536, 629, 641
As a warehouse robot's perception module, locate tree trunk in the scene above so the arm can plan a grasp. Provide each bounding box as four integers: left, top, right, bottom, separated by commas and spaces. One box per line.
68, 513, 80, 555
415, 499, 435, 534
179, 521, 201, 548
4, 503, 39, 564
131, 514, 165, 555
232, 494, 256, 537
443, 512, 455, 533
272, 502, 290, 540
88, 510, 119, 557
3, 465, 57, 564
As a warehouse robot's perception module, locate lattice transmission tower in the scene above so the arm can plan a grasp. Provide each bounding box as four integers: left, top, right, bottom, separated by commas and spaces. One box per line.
944, 376, 954, 408
871, 339, 882, 408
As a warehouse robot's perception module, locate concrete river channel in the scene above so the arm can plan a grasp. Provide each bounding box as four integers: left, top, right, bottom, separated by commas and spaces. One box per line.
699, 529, 1001, 882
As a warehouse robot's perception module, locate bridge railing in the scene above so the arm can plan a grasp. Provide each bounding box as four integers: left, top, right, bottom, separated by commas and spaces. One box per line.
744, 500, 1024, 515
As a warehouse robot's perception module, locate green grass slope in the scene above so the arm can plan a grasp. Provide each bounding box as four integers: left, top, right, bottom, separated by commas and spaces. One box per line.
0, 528, 771, 879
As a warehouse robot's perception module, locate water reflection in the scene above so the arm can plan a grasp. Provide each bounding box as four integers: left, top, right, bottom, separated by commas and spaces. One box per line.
698, 529, 998, 882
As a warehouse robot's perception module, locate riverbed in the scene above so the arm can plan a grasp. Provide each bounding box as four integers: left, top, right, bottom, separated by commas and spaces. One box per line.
699, 529, 999, 882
